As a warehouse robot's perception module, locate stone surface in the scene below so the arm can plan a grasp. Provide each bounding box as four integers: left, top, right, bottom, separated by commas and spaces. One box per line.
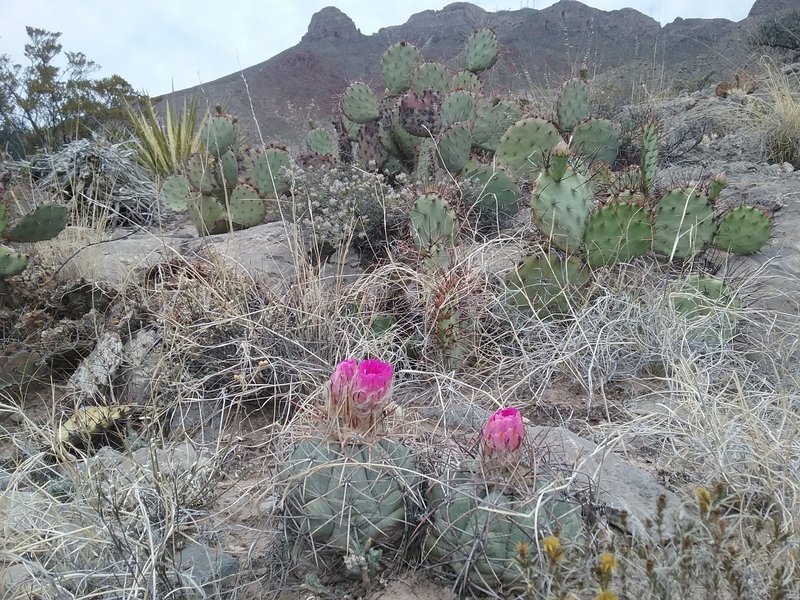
175, 541, 240, 588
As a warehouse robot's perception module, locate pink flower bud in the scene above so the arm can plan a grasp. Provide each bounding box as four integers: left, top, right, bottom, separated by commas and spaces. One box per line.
351, 359, 394, 417
482, 407, 525, 456
329, 358, 358, 409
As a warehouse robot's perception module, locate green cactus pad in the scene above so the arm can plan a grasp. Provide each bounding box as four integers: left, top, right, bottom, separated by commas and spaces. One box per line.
713, 206, 772, 255
425, 464, 582, 594
228, 184, 267, 228
358, 120, 390, 169
472, 99, 523, 152
410, 62, 450, 94
652, 188, 716, 259
437, 123, 472, 173
413, 139, 438, 184
186, 153, 218, 194
7, 204, 68, 243
381, 42, 423, 94
441, 91, 476, 128
251, 147, 291, 197
188, 194, 228, 236
570, 118, 620, 165
306, 128, 334, 156
284, 437, 420, 569
215, 149, 239, 190
410, 193, 459, 249
668, 275, 741, 344
390, 105, 421, 158
531, 168, 594, 253
584, 202, 652, 267
556, 78, 591, 133
506, 252, 590, 318
464, 28, 499, 74
464, 165, 520, 217
160, 175, 194, 213
451, 70, 482, 93
640, 121, 659, 195
202, 115, 237, 157
399, 90, 443, 137
0, 245, 29, 277
496, 117, 562, 180
340, 82, 380, 124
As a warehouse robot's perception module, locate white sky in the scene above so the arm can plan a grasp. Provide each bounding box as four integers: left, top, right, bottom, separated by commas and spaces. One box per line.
0, 1, 754, 95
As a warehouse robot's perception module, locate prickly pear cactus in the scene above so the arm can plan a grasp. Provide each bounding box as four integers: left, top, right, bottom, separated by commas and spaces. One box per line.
251, 147, 292, 198
283, 437, 421, 576
440, 91, 476, 128
557, 78, 590, 133
0, 246, 28, 277
381, 42, 423, 94
399, 90, 443, 137
410, 62, 450, 94
472, 99, 523, 152
640, 121, 659, 195
652, 188, 716, 259
712, 205, 772, 255
531, 167, 594, 253
584, 202, 652, 268
306, 128, 335, 156
437, 123, 472, 173
464, 28, 499, 74
451, 70, 482, 93
496, 117, 562, 180
340, 82, 381, 124
506, 252, 590, 318
202, 111, 237, 158
410, 193, 459, 268
188, 194, 228, 236
569, 118, 620, 165
463, 164, 520, 218
5, 204, 68, 243
424, 460, 583, 596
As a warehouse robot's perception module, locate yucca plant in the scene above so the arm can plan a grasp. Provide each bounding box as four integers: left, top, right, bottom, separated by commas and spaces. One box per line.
125, 96, 203, 177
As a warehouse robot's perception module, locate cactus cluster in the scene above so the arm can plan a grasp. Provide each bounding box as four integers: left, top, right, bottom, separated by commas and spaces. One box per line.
0, 203, 68, 277
159, 107, 292, 235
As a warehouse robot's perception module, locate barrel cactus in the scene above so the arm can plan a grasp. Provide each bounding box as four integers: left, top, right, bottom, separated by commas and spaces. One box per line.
282, 359, 422, 581
425, 407, 584, 596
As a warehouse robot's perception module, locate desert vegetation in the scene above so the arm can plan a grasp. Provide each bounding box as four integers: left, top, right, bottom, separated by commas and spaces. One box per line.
1, 7, 799, 600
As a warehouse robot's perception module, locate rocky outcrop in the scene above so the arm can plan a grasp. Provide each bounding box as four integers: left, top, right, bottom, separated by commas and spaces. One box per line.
748, 0, 797, 18
301, 6, 362, 43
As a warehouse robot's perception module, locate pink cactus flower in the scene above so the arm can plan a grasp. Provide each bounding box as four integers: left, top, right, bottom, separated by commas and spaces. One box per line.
351, 359, 394, 417
482, 407, 525, 456
328, 358, 393, 432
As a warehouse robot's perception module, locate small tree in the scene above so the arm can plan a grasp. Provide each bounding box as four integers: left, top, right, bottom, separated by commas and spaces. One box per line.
751, 11, 800, 59
0, 27, 141, 157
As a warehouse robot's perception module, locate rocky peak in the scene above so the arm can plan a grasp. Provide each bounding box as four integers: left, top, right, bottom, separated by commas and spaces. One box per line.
302, 6, 361, 43
403, 2, 489, 31
748, 0, 797, 19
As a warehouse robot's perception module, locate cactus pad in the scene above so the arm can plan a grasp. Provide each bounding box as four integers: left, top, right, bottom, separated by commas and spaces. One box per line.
557, 78, 590, 133
186, 153, 218, 194
381, 42, 423, 94
472, 99, 523, 152
437, 123, 472, 173
228, 184, 266, 228
464, 165, 520, 217
202, 114, 237, 157
496, 117, 562, 180
0, 245, 28, 277
531, 168, 594, 253
713, 206, 772, 255
6, 204, 68, 243
215, 148, 239, 190
668, 275, 741, 344
188, 194, 227, 236
410, 62, 450, 94
506, 252, 590, 318
306, 128, 334, 156
340, 82, 380, 124
640, 121, 659, 195
252, 148, 291, 197
451, 70, 482, 93
569, 118, 620, 165
464, 28, 499, 73
160, 175, 194, 213
584, 202, 652, 267
284, 437, 420, 571
441, 91, 476, 128
399, 90, 443, 137
652, 188, 716, 259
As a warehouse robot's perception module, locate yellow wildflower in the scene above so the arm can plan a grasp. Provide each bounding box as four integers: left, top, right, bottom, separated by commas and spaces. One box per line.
598, 552, 617, 574
595, 592, 618, 600
695, 486, 713, 513
541, 535, 563, 563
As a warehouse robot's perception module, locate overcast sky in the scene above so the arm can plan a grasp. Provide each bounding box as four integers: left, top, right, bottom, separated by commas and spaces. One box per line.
1, 1, 753, 95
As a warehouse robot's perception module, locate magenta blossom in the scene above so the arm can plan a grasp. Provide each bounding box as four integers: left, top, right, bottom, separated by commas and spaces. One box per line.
482, 407, 525, 457
328, 358, 394, 432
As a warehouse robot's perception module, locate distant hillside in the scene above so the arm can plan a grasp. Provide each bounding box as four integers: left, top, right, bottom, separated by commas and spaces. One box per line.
157, 0, 777, 144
